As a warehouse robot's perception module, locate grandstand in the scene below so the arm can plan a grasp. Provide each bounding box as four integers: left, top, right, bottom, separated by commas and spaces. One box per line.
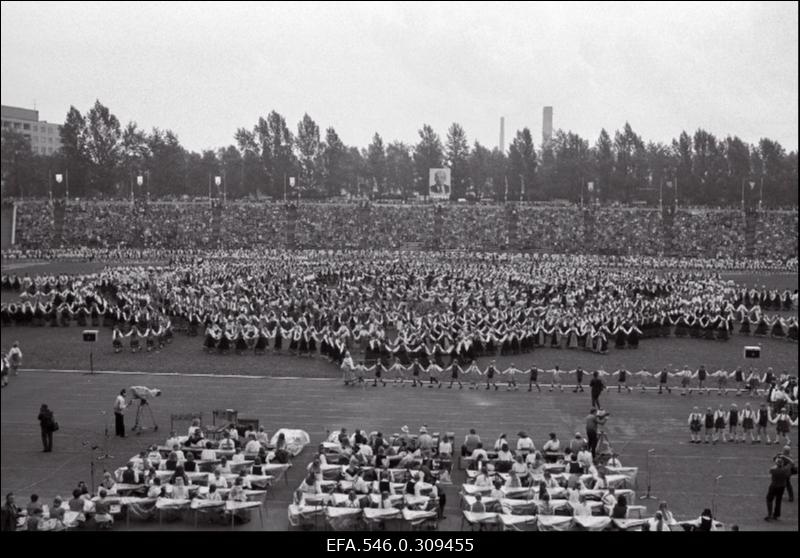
3, 199, 797, 260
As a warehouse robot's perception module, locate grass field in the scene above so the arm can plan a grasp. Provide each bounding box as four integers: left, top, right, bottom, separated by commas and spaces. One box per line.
1, 260, 797, 531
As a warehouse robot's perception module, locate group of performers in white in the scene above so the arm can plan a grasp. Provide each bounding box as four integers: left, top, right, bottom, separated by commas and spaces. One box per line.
1, 254, 797, 367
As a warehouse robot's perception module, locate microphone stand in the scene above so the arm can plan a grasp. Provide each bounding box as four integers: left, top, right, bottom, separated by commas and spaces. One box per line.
640, 449, 657, 500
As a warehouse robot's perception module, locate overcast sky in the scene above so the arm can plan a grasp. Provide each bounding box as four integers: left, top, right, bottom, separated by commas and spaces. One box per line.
2, 1, 797, 152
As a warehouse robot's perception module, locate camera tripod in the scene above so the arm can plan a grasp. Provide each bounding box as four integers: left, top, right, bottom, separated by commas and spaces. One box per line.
131, 398, 159, 434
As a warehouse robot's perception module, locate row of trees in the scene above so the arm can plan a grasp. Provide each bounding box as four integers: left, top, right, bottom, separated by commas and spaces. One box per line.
1, 99, 797, 206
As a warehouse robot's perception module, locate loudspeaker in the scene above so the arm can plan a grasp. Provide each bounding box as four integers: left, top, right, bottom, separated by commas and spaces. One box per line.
744, 346, 760, 359
82, 329, 98, 342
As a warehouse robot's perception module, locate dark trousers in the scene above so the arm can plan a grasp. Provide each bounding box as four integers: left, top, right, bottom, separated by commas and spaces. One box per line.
766, 485, 785, 518
587, 430, 598, 457
40, 429, 53, 452
115, 412, 125, 437
591, 392, 601, 408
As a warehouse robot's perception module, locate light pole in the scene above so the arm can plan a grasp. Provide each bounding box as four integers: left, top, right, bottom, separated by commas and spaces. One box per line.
640, 448, 657, 500
136, 174, 144, 204
55, 173, 63, 201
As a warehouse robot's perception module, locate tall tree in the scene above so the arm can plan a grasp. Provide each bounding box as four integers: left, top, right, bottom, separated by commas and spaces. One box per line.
266, 111, 295, 199
343, 146, 366, 197
1, 129, 35, 197
58, 106, 89, 197
413, 124, 444, 196
612, 123, 644, 202
365, 133, 387, 195
467, 141, 492, 199
218, 145, 244, 198
234, 127, 267, 197
121, 122, 149, 198
84, 100, 122, 196
758, 138, 791, 207
322, 127, 347, 197
672, 131, 693, 205
446, 123, 470, 199
147, 128, 185, 197
295, 113, 323, 194
385, 141, 415, 197
552, 130, 591, 202
594, 129, 614, 203
507, 128, 537, 201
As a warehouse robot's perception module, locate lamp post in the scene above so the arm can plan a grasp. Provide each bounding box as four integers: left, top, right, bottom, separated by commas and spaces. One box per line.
640, 448, 657, 500
136, 174, 144, 204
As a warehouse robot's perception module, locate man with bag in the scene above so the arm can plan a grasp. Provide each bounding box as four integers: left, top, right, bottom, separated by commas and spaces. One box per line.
37, 404, 57, 452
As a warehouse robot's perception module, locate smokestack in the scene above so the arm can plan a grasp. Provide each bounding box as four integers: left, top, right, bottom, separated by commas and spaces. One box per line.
499, 116, 505, 153
542, 106, 553, 144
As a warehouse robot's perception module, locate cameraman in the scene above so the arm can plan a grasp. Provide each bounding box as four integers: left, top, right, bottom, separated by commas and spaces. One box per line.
113, 389, 127, 438
585, 408, 608, 459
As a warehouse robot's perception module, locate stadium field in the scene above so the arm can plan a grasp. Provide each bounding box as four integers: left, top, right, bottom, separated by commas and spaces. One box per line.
1, 260, 797, 531
1, 368, 797, 531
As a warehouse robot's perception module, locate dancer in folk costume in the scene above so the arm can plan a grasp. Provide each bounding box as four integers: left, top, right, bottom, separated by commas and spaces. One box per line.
703, 407, 715, 443
711, 368, 729, 396
741, 402, 757, 443
548, 366, 565, 392
464, 360, 482, 390
112, 326, 124, 353
688, 407, 703, 443
712, 404, 728, 444
446, 362, 464, 389
771, 408, 797, 446
613, 369, 633, 393
657, 368, 672, 394
728, 403, 742, 443
635, 369, 653, 392
695, 365, 710, 395
504, 363, 522, 391
484, 360, 500, 390
527, 365, 542, 393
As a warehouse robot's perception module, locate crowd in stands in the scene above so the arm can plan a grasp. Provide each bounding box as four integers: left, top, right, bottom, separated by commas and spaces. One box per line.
672, 209, 746, 259
5, 200, 797, 262
516, 207, 584, 253
587, 208, 663, 256
222, 203, 286, 249
755, 211, 799, 262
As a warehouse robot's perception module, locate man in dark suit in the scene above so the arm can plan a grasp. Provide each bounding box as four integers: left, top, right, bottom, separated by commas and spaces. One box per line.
765, 456, 792, 521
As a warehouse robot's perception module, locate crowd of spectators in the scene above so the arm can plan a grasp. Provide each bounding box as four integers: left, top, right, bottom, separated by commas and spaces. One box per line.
586, 208, 663, 256
755, 211, 798, 262
440, 205, 506, 251
5, 200, 797, 261
516, 207, 584, 253
671, 209, 746, 259
221, 202, 285, 249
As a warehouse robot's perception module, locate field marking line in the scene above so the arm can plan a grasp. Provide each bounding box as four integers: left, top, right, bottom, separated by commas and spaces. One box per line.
17, 368, 340, 381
